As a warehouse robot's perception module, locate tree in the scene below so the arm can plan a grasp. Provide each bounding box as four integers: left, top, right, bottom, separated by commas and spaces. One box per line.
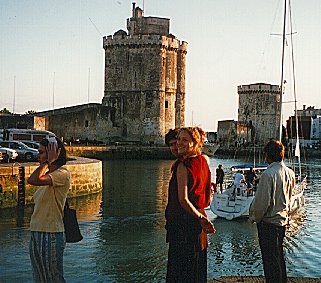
0, 108, 12, 114
25, 110, 36, 115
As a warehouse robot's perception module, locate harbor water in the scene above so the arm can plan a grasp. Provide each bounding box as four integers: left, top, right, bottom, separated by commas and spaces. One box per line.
0, 157, 321, 282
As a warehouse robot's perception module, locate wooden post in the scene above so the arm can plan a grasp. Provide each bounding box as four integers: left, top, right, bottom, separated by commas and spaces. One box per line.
17, 166, 25, 207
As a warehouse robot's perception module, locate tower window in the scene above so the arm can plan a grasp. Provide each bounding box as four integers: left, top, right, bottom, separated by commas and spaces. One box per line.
85, 120, 89, 127
165, 101, 169, 108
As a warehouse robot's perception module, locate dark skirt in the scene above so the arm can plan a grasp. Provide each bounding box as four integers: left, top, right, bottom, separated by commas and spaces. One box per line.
166, 214, 208, 283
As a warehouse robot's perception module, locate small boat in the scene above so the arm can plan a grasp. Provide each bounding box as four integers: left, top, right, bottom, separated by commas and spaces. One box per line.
210, 187, 254, 221
210, 165, 305, 220
210, 165, 265, 220
202, 142, 219, 157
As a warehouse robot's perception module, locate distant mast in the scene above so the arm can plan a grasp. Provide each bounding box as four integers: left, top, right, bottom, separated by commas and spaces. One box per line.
12, 76, 16, 114
52, 72, 55, 110
88, 68, 90, 104
278, 0, 287, 141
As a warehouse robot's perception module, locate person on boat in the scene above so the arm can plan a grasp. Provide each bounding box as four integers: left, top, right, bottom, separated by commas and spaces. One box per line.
245, 167, 258, 194
27, 137, 71, 283
233, 170, 246, 196
165, 127, 215, 283
165, 128, 180, 157
249, 139, 295, 283
215, 164, 224, 193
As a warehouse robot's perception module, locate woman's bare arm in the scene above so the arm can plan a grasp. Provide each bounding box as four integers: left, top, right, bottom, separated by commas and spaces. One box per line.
177, 162, 215, 233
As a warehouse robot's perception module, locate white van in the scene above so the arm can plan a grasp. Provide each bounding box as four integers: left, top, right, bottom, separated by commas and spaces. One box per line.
1, 128, 55, 143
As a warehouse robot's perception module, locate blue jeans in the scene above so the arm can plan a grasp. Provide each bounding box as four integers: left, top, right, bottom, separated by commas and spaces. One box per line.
29, 231, 66, 283
257, 222, 287, 283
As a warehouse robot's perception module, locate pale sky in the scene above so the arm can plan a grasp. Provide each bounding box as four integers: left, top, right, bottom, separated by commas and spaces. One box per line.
1, 0, 320, 131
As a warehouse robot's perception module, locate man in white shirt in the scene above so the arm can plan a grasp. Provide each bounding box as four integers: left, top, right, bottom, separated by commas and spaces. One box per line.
233, 171, 245, 195
249, 139, 295, 283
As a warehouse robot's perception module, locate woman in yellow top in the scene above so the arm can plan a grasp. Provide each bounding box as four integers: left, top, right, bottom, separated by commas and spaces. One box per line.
28, 137, 71, 283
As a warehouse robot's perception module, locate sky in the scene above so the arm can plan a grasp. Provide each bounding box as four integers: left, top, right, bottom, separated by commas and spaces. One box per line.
1, 0, 320, 131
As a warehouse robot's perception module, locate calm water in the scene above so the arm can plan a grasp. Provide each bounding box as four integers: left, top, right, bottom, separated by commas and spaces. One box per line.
1, 157, 321, 282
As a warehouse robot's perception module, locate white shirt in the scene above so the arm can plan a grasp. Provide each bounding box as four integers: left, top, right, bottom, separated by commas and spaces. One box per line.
249, 161, 295, 226
233, 173, 245, 187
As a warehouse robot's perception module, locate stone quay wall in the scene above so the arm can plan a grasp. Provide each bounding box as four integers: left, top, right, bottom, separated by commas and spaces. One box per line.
0, 157, 102, 209
66, 145, 174, 160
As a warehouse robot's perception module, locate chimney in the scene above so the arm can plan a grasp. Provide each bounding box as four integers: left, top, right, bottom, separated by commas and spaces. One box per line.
132, 2, 136, 18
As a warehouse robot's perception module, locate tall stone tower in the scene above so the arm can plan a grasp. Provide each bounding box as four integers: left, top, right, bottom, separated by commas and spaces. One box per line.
102, 4, 187, 144
238, 83, 281, 145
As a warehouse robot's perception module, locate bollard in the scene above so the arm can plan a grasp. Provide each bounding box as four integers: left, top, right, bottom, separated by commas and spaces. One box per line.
18, 166, 25, 207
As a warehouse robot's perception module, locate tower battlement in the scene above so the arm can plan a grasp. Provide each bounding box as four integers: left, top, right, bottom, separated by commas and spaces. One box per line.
238, 83, 280, 94
103, 34, 187, 51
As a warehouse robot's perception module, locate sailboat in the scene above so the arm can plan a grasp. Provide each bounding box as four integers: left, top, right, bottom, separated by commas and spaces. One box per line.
210, 0, 306, 220
278, 0, 306, 215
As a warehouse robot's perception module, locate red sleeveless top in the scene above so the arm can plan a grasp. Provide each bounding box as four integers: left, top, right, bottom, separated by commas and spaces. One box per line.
165, 155, 212, 221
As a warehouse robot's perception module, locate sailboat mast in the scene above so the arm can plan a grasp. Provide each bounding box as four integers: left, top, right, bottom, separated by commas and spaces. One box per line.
278, 0, 287, 142
288, 0, 302, 176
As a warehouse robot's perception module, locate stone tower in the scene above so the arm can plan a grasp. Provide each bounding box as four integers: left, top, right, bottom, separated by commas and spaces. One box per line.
102, 4, 187, 144
238, 83, 281, 145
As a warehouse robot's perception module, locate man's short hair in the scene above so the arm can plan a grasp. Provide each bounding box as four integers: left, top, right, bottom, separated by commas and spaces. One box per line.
165, 128, 179, 146
264, 139, 285, 162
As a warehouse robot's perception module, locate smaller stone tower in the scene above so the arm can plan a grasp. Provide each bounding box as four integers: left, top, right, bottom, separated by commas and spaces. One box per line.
238, 83, 281, 145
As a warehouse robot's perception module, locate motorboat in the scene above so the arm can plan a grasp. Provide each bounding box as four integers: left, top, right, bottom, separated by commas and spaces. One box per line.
202, 142, 219, 157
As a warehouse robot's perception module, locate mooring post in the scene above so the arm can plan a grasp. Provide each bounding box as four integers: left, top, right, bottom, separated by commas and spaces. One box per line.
18, 166, 25, 207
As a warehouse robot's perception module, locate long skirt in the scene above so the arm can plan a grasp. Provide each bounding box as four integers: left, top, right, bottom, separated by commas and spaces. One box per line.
29, 231, 66, 283
166, 240, 207, 283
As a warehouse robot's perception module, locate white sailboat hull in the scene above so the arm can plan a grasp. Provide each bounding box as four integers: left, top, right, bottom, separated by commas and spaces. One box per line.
289, 177, 306, 214
210, 184, 254, 220
210, 178, 306, 220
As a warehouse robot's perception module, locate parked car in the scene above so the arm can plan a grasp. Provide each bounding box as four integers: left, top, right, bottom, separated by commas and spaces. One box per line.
0, 146, 19, 162
0, 141, 38, 161
20, 140, 40, 149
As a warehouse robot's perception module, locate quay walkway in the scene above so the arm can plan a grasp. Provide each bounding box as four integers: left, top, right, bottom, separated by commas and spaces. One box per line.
0, 156, 102, 208
210, 276, 321, 282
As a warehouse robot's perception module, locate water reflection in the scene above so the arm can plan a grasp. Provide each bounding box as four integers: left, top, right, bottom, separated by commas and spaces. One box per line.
68, 192, 102, 220
207, 217, 262, 277
0, 157, 321, 281
96, 160, 172, 282
101, 160, 171, 217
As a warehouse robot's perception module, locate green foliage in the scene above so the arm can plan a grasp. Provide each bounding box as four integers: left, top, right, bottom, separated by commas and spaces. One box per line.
25, 110, 36, 115
0, 108, 12, 114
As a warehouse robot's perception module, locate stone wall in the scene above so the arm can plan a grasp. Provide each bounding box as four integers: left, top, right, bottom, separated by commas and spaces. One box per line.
238, 83, 280, 145
0, 157, 102, 208
102, 6, 187, 144
37, 104, 121, 143
0, 115, 46, 131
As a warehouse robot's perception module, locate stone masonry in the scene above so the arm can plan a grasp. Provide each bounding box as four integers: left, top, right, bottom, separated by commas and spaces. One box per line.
102, 4, 187, 144
238, 83, 281, 146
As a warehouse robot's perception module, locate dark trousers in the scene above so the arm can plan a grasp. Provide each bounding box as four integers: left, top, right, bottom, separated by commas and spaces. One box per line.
166, 241, 207, 283
257, 221, 287, 283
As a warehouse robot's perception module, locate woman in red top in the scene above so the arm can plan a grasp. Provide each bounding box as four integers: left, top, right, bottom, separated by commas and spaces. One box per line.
165, 127, 215, 283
